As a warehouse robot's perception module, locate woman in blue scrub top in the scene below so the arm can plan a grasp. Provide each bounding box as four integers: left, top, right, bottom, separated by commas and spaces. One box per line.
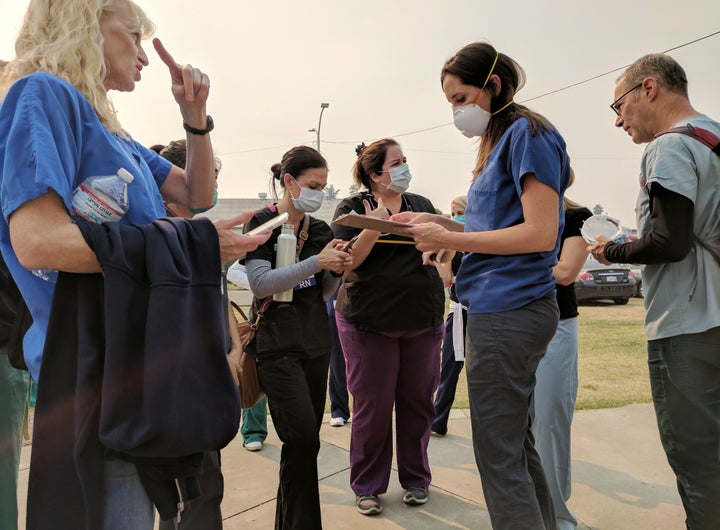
0, 1, 267, 528
394, 42, 570, 529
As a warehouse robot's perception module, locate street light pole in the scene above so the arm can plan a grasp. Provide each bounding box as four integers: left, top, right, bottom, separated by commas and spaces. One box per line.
316, 102, 329, 152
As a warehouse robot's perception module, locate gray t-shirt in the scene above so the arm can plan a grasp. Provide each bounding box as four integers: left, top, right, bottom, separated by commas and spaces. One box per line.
636, 114, 720, 340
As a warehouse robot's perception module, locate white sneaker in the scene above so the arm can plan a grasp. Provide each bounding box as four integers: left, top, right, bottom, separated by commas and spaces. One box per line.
329, 417, 345, 427
244, 441, 263, 451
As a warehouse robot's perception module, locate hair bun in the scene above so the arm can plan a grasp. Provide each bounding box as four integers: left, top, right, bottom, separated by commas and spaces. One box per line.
354, 142, 367, 157
270, 162, 282, 180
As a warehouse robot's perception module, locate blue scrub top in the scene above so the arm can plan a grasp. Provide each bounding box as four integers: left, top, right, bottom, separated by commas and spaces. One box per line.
0, 72, 173, 379
456, 117, 570, 314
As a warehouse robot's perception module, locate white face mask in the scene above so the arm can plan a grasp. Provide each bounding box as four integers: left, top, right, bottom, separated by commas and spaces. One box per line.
380, 163, 412, 193
290, 177, 324, 212
452, 100, 515, 138
453, 104, 492, 138
450, 51, 512, 138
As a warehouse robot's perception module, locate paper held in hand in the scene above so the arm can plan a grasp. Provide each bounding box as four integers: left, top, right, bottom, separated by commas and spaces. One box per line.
332, 212, 415, 236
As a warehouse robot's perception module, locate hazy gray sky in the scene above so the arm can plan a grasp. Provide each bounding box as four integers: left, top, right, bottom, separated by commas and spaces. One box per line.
1, 0, 718, 226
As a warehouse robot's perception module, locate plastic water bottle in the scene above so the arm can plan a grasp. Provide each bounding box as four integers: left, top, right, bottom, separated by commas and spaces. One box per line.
31, 168, 135, 283
30, 268, 59, 283
273, 224, 296, 302
71, 168, 134, 223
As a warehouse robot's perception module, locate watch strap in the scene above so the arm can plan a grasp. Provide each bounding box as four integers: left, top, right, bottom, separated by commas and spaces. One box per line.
183, 115, 214, 135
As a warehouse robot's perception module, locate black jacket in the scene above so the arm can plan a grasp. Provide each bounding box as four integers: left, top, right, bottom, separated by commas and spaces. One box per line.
27, 217, 239, 528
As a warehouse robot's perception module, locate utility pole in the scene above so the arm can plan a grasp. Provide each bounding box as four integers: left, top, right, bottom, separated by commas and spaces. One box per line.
309, 102, 330, 152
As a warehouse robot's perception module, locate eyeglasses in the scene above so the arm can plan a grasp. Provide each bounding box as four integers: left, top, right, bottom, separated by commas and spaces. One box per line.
610, 83, 642, 116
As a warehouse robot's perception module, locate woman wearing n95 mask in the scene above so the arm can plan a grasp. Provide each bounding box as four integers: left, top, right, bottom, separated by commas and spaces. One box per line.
393, 42, 571, 528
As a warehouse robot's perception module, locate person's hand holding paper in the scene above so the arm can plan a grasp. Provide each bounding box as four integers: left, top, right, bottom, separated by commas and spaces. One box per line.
390, 211, 436, 225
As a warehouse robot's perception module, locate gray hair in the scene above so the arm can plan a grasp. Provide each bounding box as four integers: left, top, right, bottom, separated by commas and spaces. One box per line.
619, 54, 688, 97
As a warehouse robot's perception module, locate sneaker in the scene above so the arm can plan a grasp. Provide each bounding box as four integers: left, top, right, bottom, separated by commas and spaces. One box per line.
244, 441, 263, 452
402, 487, 429, 505
356, 494, 382, 515
330, 417, 345, 427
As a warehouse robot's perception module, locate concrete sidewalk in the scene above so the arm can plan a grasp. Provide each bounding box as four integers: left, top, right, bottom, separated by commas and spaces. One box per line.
18, 402, 683, 529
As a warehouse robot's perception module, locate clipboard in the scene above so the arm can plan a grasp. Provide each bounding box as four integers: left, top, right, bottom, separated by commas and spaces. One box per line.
332, 213, 456, 264
332, 212, 415, 236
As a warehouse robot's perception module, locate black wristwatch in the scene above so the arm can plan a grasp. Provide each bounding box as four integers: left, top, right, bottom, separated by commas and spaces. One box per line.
183, 115, 214, 135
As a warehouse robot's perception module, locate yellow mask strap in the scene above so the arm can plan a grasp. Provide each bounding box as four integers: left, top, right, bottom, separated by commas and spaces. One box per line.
472, 51, 500, 106
481, 51, 499, 89
492, 100, 514, 115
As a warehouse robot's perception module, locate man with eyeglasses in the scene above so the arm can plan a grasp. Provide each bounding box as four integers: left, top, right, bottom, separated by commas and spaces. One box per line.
590, 54, 720, 530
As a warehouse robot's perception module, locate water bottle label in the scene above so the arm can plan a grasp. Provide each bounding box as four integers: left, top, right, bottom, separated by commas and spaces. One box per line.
72, 183, 123, 222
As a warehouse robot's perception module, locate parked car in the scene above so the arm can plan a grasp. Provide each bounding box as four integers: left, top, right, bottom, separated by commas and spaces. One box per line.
575, 256, 637, 305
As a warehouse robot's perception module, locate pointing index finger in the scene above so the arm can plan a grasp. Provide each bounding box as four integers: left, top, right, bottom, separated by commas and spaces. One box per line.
152, 38, 181, 78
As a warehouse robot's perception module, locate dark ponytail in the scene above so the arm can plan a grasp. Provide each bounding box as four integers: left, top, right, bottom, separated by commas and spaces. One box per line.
352, 138, 398, 191
270, 146, 327, 200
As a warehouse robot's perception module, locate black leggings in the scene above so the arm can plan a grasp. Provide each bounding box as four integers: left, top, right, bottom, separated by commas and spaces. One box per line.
257, 352, 330, 530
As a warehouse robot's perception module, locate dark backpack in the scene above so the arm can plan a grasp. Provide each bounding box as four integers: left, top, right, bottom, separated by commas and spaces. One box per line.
0, 253, 32, 370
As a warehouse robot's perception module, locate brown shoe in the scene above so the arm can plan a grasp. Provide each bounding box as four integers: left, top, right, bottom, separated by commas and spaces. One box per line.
356, 494, 382, 515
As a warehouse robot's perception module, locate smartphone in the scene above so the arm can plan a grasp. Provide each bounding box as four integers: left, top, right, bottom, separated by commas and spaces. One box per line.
343, 235, 360, 252
246, 212, 289, 236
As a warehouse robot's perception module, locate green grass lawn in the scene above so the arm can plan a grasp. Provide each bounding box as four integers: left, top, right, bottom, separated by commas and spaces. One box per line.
576, 298, 650, 409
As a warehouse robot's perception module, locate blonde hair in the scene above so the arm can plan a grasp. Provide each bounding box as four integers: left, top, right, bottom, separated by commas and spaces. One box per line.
451, 195, 467, 210
563, 167, 583, 211
0, 0, 155, 136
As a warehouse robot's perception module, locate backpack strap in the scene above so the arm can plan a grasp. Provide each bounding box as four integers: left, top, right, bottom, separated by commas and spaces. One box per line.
296, 214, 310, 259
654, 124, 720, 156
654, 125, 720, 266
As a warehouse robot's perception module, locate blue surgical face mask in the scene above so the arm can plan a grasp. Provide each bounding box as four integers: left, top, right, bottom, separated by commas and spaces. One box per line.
452, 215, 465, 223
381, 163, 412, 193
188, 187, 219, 214
290, 177, 324, 212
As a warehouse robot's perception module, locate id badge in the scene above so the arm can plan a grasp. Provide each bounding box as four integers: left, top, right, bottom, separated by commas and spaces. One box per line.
294, 274, 317, 291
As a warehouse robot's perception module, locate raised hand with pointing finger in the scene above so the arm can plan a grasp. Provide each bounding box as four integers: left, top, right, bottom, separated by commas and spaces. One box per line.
150, 38, 217, 215
152, 37, 210, 129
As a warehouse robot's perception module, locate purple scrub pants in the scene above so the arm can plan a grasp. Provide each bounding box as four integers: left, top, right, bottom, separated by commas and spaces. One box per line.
335, 313, 443, 496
